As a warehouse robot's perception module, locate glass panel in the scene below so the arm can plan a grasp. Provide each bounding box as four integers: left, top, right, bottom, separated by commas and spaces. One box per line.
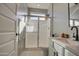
39, 17, 49, 47
26, 26, 34, 32
25, 16, 38, 48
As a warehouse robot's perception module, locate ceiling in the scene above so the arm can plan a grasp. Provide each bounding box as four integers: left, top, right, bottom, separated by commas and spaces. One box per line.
27, 3, 51, 9
17, 3, 51, 16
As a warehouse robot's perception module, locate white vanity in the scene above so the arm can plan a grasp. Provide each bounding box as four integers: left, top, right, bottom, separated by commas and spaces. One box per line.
49, 37, 79, 56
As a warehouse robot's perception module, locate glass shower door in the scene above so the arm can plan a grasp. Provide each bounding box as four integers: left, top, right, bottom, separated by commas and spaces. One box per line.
39, 17, 50, 48
25, 16, 38, 48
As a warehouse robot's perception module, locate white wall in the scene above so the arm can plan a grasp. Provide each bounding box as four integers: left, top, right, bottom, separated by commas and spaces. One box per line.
53, 3, 72, 37
48, 3, 53, 36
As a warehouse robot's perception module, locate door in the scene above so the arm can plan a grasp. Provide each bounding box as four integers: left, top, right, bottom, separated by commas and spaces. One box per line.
39, 17, 50, 48
25, 15, 50, 48
25, 16, 38, 48
0, 4, 17, 56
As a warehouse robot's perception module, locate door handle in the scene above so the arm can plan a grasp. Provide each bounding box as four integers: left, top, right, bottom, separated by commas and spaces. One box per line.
16, 33, 19, 36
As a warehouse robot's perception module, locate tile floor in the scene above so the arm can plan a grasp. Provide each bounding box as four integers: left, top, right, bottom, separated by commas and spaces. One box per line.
20, 48, 48, 56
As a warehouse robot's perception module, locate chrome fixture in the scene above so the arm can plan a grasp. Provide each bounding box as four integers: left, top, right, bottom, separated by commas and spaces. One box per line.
71, 26, 79, 41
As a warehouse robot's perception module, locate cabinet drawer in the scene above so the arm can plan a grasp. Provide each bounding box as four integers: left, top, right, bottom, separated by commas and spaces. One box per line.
54, 42, 64, 56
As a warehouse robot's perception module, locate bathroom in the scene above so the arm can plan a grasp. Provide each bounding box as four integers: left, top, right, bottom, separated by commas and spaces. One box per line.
0, 2, 79, 56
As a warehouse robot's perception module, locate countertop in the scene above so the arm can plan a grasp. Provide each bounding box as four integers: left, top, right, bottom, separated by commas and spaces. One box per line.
50, 37, 79, 56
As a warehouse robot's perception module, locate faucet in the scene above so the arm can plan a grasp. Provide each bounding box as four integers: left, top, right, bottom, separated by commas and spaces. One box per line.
71, 26, 79, 41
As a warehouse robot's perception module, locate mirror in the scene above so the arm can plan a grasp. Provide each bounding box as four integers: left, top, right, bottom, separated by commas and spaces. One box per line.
68, 3, 79, 27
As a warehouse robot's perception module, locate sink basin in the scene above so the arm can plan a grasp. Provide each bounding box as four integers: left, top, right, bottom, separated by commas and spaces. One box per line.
56, 37, 79, 46
66, 39, 79, 46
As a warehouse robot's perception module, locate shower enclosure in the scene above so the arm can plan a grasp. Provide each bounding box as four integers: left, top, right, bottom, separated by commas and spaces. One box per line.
25, 15, 50, 48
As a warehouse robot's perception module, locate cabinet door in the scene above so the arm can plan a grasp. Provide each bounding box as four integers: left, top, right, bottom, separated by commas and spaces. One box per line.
49, 47, 54, 56
54, 43, 64, 56
49, 39, 54, 56
49, 39, 54, 48
65, 49, 76, 56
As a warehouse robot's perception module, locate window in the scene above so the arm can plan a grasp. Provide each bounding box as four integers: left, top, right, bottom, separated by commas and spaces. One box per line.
39, 17, 45, 21
29, 10, 46, 21
30, 17, 38, 21
30, 12, 46, 16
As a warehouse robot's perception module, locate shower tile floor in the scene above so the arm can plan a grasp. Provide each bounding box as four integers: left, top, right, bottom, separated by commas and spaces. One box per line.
20, 48, 48, 56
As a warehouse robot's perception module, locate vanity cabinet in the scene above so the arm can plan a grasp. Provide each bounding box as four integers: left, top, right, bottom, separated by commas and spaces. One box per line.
49, 39, 58, 56
65, 49, 76, 56
54, 43, 64, 56
49, 38, 77, 56
49, 39, 54, 56
49, 39, 64, 56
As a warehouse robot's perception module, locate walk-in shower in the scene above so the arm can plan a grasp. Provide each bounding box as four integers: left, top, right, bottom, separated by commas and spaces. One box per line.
25, 15, 50, 48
